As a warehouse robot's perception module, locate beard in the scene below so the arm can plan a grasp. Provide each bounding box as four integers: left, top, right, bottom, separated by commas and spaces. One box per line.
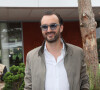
43, 29, 61, 43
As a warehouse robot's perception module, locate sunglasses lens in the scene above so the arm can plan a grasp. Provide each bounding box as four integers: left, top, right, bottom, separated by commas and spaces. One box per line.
50, 24, 57, 30
41, 25, 48, 30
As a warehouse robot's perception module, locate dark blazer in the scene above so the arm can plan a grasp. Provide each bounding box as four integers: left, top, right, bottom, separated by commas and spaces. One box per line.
24, 41, 89, 90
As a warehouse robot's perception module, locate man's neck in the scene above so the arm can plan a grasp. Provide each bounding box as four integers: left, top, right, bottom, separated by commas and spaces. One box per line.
45, 38, 63, 60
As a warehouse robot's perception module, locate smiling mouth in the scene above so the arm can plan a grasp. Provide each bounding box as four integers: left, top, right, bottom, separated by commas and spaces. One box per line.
47, 33, 54, 37
47, 34, 55, 39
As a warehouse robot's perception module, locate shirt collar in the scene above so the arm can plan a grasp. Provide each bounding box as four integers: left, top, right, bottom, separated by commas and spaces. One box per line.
38, 38, 73, 56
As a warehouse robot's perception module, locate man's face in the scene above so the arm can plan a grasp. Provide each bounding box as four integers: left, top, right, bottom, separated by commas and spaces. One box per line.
41, 14, 63, 43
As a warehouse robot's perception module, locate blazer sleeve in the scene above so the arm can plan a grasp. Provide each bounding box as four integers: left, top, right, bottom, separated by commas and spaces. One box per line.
24, 54, 32, 90
80, 51, 89, 90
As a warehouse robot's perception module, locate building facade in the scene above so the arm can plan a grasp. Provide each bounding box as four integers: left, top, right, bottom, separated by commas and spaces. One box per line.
0, 0, 100, 71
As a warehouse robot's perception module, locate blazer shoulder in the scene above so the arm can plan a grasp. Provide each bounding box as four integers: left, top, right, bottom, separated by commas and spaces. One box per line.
66, 43, 84, 59
27, 46, 41, 57
67, 43, 83, 52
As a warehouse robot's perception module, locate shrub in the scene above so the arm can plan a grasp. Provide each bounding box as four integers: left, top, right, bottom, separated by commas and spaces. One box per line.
3, 63, 25, 90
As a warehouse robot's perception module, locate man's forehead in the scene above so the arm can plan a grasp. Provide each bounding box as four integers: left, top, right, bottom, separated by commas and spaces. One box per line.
41, 14, 59, 24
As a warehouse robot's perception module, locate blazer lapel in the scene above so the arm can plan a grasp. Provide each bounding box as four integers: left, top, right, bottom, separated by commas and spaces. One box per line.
64, 43, 73, 90
40, 53, 46, 90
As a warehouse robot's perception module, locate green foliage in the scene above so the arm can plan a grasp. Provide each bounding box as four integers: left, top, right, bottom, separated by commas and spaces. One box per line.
3, 63, 25, 90
89, 65, 100, 90
97, 38, 100, 63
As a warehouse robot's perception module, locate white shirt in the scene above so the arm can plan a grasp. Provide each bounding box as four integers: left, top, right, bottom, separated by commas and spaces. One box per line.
44, 41, 69, 90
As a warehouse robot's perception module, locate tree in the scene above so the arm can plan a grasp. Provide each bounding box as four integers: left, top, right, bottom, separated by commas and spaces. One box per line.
78, 0, 100, 89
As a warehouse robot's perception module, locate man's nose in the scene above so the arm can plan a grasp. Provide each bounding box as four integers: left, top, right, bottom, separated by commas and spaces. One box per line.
47, 26, 52, 32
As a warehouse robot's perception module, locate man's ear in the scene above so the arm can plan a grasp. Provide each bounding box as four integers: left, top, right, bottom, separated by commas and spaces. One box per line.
60, 25, 63, 33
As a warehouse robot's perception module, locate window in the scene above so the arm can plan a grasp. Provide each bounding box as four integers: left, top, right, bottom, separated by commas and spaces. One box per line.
0, 22, 23, 71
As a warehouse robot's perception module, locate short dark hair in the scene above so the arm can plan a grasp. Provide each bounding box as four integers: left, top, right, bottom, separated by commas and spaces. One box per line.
40, 11, 63, 25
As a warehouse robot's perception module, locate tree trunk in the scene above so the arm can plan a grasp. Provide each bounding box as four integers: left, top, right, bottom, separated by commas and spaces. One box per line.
78, 0, 99, 89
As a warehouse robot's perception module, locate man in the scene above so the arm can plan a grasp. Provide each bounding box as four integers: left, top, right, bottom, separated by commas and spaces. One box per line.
24, 11, 89, 90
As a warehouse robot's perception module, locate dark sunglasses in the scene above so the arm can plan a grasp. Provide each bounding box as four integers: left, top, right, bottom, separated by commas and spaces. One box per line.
40, 23, 60, 31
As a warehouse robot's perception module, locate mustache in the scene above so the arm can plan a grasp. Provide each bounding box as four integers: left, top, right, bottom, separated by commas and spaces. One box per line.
46, 32, 55, 35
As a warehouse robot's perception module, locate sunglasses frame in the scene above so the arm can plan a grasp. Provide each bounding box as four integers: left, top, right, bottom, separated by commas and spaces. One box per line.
40, 23, 60, 31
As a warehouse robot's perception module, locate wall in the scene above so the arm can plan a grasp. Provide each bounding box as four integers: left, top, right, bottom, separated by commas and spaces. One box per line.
23, 21, 82, 62
22, 22, 43, 63
63, 22, 82, 47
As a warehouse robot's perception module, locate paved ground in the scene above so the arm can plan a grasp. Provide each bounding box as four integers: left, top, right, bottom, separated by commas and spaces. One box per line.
0, 82, 5, 90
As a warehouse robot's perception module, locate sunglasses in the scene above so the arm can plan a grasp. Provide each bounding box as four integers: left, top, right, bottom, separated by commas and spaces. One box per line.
40, 23, 60, 31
